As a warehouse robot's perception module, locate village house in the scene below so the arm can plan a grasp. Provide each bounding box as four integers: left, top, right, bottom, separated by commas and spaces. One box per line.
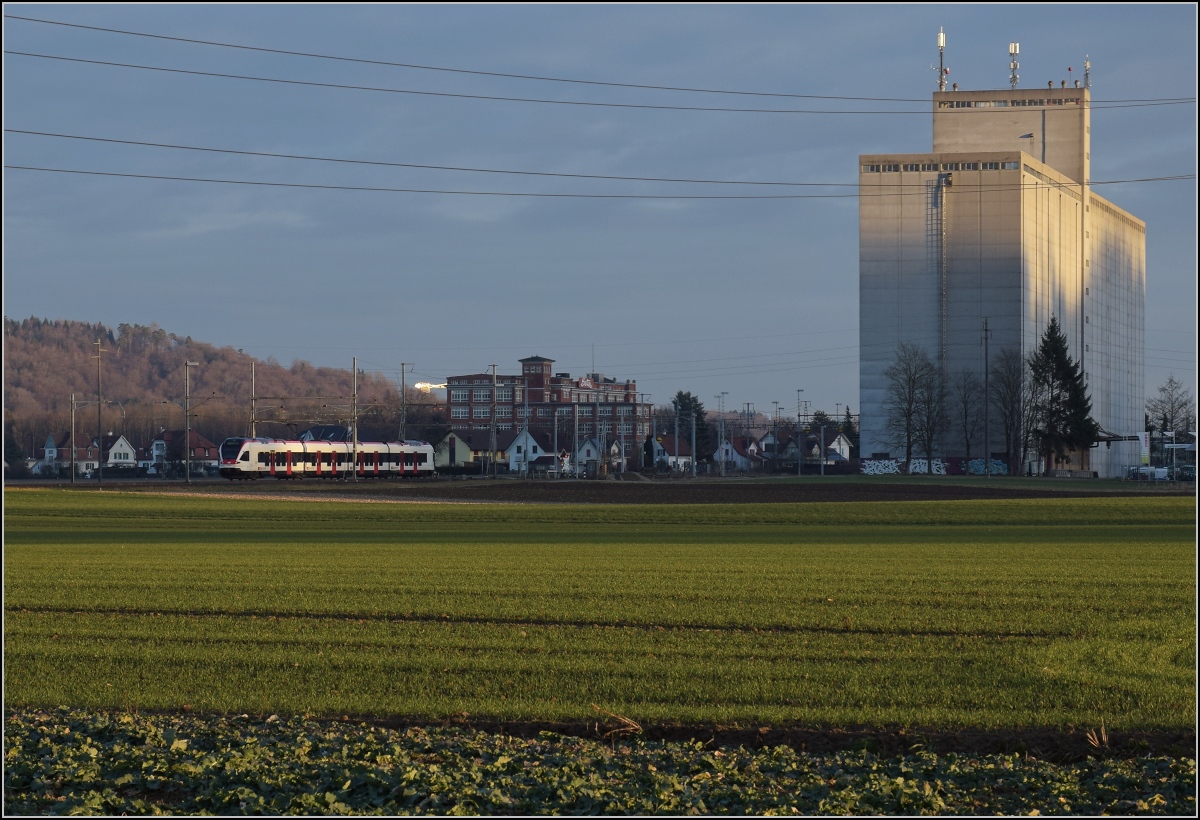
713, 436, 763, 472
649, 436, 693, 472
37, 432, 100, 477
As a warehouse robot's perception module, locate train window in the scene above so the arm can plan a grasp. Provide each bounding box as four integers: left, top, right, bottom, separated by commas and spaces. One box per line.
419, 453, 428, 464
240, 452, 250, 462
258, 453, 267, 464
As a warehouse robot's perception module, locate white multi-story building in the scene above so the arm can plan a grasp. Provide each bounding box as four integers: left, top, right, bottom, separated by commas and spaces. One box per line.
859, 81, 1144, 477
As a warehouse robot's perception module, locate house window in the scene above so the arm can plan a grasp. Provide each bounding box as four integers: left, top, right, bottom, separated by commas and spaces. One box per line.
902, 164, 920, 172
921, 163, 938, 172
473, 407, 490, 418
472, 389, 491, 402
1001, 161, 1020, 170
450, 390, 469, 403
882, 164, 900, 172
451, 408, 469, 419
861, 164, 881, 173
496, 389, 513, 402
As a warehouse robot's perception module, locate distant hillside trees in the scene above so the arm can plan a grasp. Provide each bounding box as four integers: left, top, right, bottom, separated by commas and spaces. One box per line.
4, 317, 439, 456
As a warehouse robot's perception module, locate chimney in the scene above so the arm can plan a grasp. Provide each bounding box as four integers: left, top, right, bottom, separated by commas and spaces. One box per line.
1048, 80, 1053, 89
1074, 79, 1081, 88
952, 82, 959, 91
1061, 80, 1066, 88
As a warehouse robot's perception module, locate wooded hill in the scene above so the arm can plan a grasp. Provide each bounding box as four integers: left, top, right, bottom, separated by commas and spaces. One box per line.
4, 317, 446, 459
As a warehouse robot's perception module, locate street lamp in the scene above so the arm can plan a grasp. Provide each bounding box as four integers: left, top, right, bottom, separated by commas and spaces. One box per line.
185, 361, 200, 484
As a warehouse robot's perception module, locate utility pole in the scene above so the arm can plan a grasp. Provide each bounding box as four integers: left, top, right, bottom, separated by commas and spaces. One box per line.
983, 317, 991, 478
744, 403, 754, 470
184, 361, 199, 484
673, 405, 679, 477
800, 398, 812, 475
399, 362, 412, 441
572, 402, 579, 477
250, 360, 257, 438
638, 392, 651, 470
93, 339, 106, 486
352, 357, 359, 482
70, 393, 76, 483
820, 425, 826, 477
716, 392, 728, 477
490, 364, 498, 478
690, 405, 696, 478
772, 400, 780, 471
796, 389, 804, 477
522, 367, 529, 476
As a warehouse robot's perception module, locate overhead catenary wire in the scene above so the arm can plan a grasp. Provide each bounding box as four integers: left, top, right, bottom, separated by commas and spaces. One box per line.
5, 51, 1195, 114
9, 129, 1195, 190
6, 14, 1195, 105
4, 165, 1192, 200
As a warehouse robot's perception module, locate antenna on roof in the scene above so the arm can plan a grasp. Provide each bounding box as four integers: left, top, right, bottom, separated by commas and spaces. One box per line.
934, 27, 948, 92
1083, 55, 1091, 88
1009, 42, 1020, 90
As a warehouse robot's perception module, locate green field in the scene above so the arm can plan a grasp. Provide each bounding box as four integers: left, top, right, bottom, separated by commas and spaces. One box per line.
5, 488, 1194, 732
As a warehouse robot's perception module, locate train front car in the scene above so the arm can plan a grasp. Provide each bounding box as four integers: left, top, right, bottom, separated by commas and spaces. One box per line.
218, 437, 251, 479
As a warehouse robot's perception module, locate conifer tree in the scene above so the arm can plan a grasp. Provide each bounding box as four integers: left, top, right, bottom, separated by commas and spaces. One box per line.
1027, 317, 1099, 473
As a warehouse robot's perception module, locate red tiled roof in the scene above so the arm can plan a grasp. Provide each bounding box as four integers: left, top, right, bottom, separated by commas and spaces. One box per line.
654, 436, 693, 457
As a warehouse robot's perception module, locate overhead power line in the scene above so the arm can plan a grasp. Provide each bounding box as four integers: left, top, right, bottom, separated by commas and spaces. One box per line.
1, 129, 863, 187
6, 51, 1195, 114
10, 129, 1194, 191
6, 14, 1194, 106
5, 165, 1192, 199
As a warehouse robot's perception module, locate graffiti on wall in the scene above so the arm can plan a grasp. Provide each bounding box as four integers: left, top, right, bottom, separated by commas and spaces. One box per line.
861, 458, 902, 475
860, 458, 951, 475
963, 458, 1010, 476
908, 458, 947, 475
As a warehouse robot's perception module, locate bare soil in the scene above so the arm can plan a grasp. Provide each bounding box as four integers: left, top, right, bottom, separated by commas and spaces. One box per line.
91, 475, 1196, 505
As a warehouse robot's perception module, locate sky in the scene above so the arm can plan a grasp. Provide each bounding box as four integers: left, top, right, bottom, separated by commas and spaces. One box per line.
4, 4, 1196, 418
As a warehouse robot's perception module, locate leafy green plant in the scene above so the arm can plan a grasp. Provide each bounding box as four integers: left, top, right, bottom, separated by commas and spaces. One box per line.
4, 709, 1194, 816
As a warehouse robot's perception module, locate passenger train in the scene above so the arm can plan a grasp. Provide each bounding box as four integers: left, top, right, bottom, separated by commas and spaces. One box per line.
218, 437, 435, 480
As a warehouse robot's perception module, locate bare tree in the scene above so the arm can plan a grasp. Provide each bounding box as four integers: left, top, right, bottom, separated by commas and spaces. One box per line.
914, 360, 947, 473
884, 343, 936, 473
989, 347, 1030, 476
1147, 375, 1196, 438
951, 369, 983, 467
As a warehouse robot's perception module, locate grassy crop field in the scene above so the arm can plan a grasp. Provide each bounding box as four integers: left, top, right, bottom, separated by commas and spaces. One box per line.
4, 488, 1195, 732
4, 487, 1196, 814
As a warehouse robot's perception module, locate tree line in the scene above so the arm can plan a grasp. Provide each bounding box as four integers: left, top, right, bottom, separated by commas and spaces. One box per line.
882, 317, 1195, 474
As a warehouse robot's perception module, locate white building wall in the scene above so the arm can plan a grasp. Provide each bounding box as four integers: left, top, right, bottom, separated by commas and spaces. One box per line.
1087, 193, 1146, 475
860, 144, 1143, 477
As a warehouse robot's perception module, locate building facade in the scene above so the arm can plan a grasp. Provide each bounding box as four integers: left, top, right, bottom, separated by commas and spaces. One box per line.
859, 84, 1144, 477
446, 356, 650, 467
